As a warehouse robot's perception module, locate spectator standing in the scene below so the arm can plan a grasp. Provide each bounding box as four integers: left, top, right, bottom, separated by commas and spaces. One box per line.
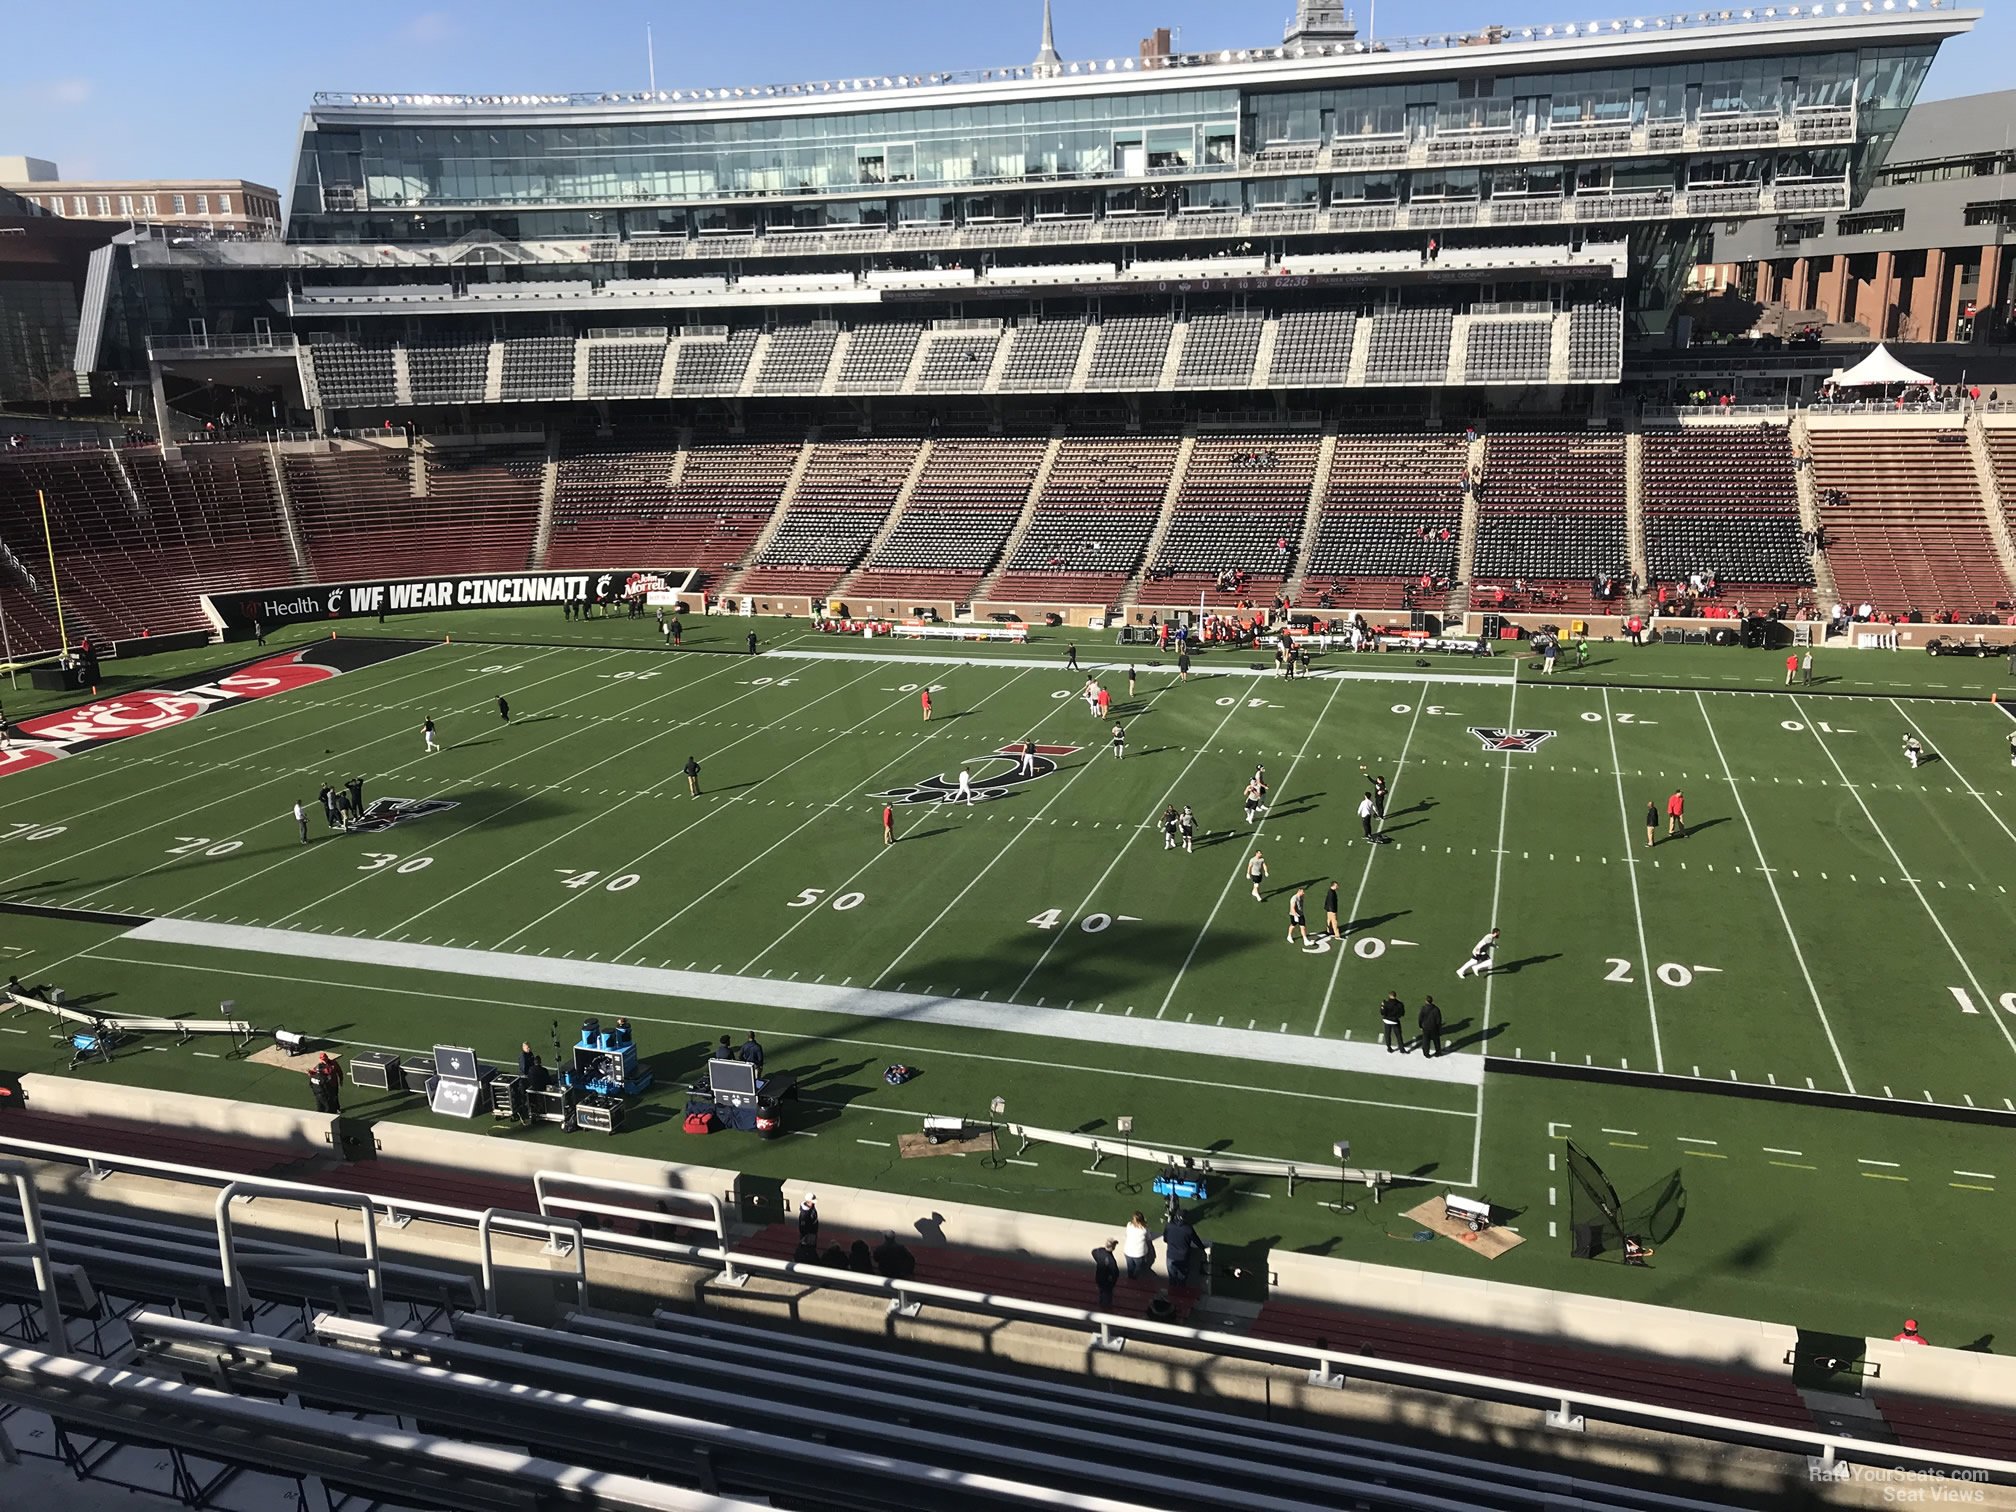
1092, 1239, 1119, 1309
1122, 1212, 1154, 1279
1162, 1208, 1206, 1291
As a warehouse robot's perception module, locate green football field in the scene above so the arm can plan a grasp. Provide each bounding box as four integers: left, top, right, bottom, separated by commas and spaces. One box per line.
1, 611, 2012, 1344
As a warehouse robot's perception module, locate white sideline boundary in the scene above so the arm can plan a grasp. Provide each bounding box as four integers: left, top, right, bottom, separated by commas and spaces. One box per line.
122, 917, 1484, 1088
765, 647, 1509, 686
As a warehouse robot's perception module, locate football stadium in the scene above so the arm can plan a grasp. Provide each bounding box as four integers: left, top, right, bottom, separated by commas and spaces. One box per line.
2, 3, 2016, 1506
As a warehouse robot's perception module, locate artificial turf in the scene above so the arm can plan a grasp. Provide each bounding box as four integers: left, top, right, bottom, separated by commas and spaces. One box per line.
1, 610, 2011, 1344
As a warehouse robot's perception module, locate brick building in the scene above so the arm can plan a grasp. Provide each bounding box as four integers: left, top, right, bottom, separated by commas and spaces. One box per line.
1703, 90, 2015, 344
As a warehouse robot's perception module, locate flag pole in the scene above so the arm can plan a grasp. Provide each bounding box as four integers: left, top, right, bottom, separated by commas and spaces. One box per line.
37, 490, 70, 656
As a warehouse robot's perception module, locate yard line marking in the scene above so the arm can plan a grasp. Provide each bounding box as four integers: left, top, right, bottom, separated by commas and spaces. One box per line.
317, 648, 852, 939
1858, 1159, 1901, 1167
0, 644, 525, 894
855, 1139, 891, 1148
58, 646, 611, 914
1675, 1137, 1717, 1145
584, 669, 971, 958
1763, 1147, 1804, 1156
1770, 1161, 1819, 1171
1601, 686, 1663, 1071
182, 647, 759, 928
1600, 1128, 1639, 1136
1954, 1170, 1997, 1180
1793, 693, 2016, 1070
1470, 667, 1521, 1188
798, 673, 1137, 983
1156, 672, 1349, 1021
1315, 683, 1429, 1036
0, 639, 496, 820
1693, 691, 1856, 1093
1010, 681, 1249, 1000
1892, 698, 2016, 858
1862, 1172, 1908, 1183
90, 935, 1483, 1104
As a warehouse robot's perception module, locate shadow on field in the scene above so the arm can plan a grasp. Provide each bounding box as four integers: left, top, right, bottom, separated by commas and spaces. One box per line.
886, 921, 1250, 1010
1493, 953, 1559, 975
1442, 1019, 1509, 1052
784, 1058, 881, 1132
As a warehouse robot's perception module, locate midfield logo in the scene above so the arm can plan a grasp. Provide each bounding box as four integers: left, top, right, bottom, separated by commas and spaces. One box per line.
1467, 727, 1558, 753
873, 744, 1078, 805
352, 797, 460, 833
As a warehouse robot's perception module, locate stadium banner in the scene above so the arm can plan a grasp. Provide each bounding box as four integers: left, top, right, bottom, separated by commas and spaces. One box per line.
202, 568, 696, 632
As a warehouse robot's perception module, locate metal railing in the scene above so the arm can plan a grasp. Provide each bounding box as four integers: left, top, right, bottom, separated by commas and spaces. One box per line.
308, 7, 1952, 113
147, 332, 300, 356
3, 1128, 2012, 1482
215, 1178, 383, 1330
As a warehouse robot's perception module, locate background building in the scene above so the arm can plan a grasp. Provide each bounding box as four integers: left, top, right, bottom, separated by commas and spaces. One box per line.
1702, 89, 2015, 344
0, 162, 283, 239
0, 185, 119, 406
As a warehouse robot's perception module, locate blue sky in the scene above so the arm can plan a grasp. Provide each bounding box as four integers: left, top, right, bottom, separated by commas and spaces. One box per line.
0, 1, 2004, 192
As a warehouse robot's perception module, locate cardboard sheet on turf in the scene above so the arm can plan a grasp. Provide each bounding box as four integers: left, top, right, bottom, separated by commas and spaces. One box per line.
898, 1130, 998, 1159
1402, 1198, 1525, 1259
248, 1043, 325, 1071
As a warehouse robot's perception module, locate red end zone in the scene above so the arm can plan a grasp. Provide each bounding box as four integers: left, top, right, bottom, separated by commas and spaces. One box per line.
2, 644, 409, 778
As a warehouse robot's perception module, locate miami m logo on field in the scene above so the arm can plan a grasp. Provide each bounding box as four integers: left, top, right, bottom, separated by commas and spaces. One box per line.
874, 744, 1079, 805
1467, 727, 1558, 753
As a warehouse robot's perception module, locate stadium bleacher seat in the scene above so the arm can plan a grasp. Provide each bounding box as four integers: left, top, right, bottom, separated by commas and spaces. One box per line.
1364, 307, 1455, 385
1141, 434, 1319, 606
998, 320, 1088, 391
0, 446, 295, 638
1809, 427, 2011, 618
286, 445, 541, 581
848, 436, 1046, 604
498, 336, 576, 401
990, 435, 1177, 604
1642, 427, 1812, 595
671, 330, 757, 396
913, 331, 1002, 393
306, 336, 398, 408
1566, 301, 1624, 382
834, 324, 923, 393
741, 439, 920, 598
1464, 319, 1552, 384
1302, 432, 1468, 608
1173, 311, 1264, 389
1268, 309, 1359, 386
1084, 314, 1174, 390
1473, 430, 1626, 612
753, 327, 839, 394
547, 435, 794, 578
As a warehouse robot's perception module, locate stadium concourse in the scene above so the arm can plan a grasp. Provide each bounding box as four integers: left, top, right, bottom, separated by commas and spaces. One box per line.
7, 1, 2016, 1507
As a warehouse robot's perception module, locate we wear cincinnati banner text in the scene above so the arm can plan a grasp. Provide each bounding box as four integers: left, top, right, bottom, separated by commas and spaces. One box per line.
205, 569, 690, 631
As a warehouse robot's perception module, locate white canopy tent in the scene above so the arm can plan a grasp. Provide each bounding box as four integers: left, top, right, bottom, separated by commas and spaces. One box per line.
1827, 343, 1935, 388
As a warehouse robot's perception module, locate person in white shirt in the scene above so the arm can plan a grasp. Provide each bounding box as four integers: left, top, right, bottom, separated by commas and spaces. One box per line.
292, 800, 309, 845
1357, 792, 1380, 842
1456, 928, 1501, 979
1122, 1210, 1154, 1279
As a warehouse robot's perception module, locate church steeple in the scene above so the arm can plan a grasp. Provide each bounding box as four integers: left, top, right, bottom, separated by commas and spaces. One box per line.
1284, 1, 1359, 49
1033, 0, 1063, 77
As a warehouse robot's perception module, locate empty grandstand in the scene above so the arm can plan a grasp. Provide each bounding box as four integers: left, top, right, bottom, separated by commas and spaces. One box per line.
1474, 430, 1629, 611
1808, 425, 2013, 619
1642, 426, 1813, 597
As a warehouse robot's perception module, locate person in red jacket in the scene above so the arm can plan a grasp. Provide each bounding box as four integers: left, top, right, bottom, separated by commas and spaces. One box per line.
920, 688, 932, 722
882, 804, 895, 847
